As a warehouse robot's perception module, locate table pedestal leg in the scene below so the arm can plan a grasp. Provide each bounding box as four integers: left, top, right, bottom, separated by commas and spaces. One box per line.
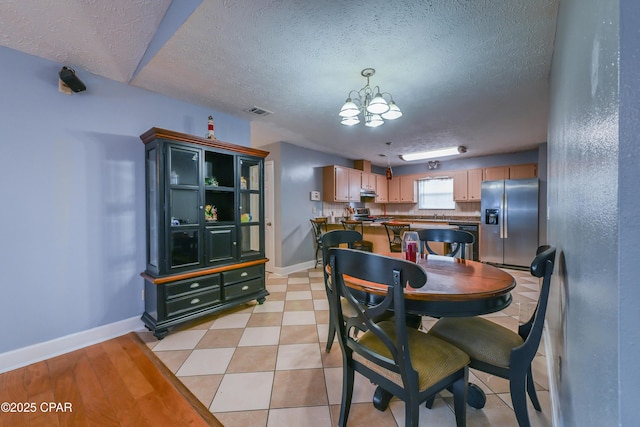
372, 386, 393, 411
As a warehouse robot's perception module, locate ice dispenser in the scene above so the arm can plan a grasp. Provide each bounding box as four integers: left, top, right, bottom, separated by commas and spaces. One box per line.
485, 209, 499, 225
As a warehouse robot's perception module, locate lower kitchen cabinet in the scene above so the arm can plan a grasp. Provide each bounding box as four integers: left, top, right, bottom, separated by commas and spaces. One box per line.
142, 260, 268, 339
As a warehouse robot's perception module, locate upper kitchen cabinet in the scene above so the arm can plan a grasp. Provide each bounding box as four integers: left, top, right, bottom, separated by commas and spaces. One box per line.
483, 163, 537, 181
361, 172, 376, 192
388, 176, 417, 203
453, 169, 482, 202
375, 174, 388, 203
323, 165, 361, 202
140, 127, 269, 338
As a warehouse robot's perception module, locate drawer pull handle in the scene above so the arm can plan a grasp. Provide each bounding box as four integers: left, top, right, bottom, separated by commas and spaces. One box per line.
241, 272, 248, 277
190, 283, 200, 289
190, 298, 200, 305
241, 285, 249, 291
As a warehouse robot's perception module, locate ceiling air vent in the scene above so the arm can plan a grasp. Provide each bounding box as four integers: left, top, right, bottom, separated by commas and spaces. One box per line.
243, 106, 273, 116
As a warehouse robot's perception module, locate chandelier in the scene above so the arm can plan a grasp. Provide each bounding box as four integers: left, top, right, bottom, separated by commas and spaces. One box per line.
338, 68, 402, 128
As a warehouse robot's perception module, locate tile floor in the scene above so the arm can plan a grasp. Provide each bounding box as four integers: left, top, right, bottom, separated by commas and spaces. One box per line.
138, 267, 553, 427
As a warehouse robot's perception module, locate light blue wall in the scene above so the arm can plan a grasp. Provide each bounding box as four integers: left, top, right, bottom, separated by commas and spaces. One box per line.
547, 0, 640, 424
0, 46, 250, 353
264, 142, 349, 268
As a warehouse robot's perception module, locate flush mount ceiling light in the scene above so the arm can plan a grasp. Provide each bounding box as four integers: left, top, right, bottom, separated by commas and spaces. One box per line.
400, 146, 467, 162
338, 68, 402, 128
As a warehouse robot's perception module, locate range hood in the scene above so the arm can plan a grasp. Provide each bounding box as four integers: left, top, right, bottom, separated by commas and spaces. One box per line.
360, 189, 377, 199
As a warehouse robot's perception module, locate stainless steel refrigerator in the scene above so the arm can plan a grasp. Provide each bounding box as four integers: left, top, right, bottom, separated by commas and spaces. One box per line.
480, 178, 539, 267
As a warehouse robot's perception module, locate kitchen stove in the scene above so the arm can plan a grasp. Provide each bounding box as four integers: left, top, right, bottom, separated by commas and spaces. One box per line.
352, 208, 393, 223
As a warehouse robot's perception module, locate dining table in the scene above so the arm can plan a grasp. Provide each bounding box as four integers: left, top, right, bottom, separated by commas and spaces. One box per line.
338, 252, 517, 411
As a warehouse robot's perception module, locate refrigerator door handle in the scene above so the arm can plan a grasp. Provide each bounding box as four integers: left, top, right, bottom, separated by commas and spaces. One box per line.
499, 192, 504, 239
503, 191, 508, 239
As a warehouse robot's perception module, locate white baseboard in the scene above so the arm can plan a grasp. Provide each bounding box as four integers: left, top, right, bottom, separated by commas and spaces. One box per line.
0, 316, 143, 374
268, 259, 317, 276
543, 322, 560, 426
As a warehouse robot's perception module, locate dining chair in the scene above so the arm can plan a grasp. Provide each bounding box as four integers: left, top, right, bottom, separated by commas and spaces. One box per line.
382, 221, 411, 252
310, 217, 328, 268
341, 219, 374, 252
427, 245, 556, 427
321, 229, 372, 352
417, 228, 475, 258
328, 247, 469, 427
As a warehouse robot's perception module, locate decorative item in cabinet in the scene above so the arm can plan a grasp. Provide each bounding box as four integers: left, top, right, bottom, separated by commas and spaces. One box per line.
140, 127, 269, 338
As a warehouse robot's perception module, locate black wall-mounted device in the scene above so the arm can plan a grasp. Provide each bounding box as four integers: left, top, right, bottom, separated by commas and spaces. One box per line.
58, 66, 86, 93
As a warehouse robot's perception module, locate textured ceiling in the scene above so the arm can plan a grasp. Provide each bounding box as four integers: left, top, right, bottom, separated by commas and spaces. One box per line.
0, 0, 559, 166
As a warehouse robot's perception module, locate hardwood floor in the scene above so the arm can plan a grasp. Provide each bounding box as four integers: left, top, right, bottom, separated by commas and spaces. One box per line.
0, 333, 222, 427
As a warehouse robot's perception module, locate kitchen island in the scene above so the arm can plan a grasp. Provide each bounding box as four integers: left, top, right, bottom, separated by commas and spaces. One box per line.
326, 220, 456, 255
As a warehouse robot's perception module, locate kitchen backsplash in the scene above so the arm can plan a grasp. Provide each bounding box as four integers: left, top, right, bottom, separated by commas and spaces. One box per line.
321, 201, 481, 222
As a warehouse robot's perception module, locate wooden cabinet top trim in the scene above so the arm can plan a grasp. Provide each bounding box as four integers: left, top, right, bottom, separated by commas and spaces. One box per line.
142, 258, 268, 284
140, 127, 269, 159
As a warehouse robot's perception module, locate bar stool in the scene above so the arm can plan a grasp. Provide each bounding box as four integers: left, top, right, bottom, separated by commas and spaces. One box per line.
310, 218, 328, 268
340, 219, 374, 252
382, 221, 411, 252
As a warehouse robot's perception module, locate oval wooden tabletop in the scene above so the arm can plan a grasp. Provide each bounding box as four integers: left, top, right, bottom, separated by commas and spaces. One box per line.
343, 253, 516, 303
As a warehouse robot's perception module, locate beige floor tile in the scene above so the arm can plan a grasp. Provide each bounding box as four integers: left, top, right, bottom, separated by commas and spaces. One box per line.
247, 311, 283, 327
270, 369, 329, 408
315, 310, 330, 326
279, 324, 319, 344
276, 343, 323, 370
284, 299, 314, 311
265, 291, 285, 301
331, 402, 398, 427
195, 328, 243, 348
152, 329, 207, 351
210, 371, 274, 412
226, 346, 278, 373
178, 374, 223, 408
282, 310, 316, 325
252, 300, 285, 313
285, 290, 313, 300
214, 410, 268, 427
176, 348, 235, 376
153, 349, 191, 373
266, 284, 287, 293
287, 277, 310, 285
210, 312, 251, 329
313, 298, 330, 311
324, 367, 379, 405
238, 326, 281, 346
268, 406, 332, 427
389, 396, 458, 426
287, 283, 311, 292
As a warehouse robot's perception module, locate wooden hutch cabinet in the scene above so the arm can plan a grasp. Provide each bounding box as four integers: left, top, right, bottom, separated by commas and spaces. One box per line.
140, 128, 269, 339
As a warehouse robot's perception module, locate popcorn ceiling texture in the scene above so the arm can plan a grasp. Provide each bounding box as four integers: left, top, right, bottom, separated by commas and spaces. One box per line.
0, 0, 558, 165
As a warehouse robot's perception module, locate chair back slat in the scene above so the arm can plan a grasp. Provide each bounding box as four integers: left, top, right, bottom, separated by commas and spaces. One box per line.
328, 248, 427, 374
417, 228, 475, 257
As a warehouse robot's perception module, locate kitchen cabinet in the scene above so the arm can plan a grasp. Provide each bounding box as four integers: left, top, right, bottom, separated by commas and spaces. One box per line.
509, 163, 537, 180
454, 169, 482, 202
140, 127, 269, 339
388, 176, 416, 203
361, 172, 376, 192
483, 164, 537, 181
375, 174, 388, 203
323, 165, 361, 202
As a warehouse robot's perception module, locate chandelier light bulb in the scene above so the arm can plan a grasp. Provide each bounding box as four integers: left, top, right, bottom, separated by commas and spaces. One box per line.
366, 93, 390, 114
365, 114, 384, 128
341, 116, 360, 126
381, 101, 402, 120
339, 99, 360, 117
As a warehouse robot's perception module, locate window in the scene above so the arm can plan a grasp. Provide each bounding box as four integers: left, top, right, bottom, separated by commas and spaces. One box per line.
418, 177, 455, 209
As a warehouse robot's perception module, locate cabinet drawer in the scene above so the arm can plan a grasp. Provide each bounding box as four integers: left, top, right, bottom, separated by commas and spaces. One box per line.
223, 265, 262, 285
165, 274, 221, 299
166, 288, 221, 317
224, 278, 264, 300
